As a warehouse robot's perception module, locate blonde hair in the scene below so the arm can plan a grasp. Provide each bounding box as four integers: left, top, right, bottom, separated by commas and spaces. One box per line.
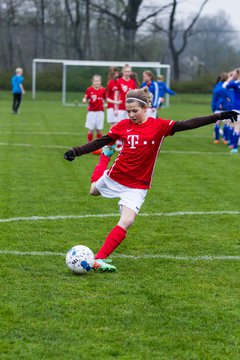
16, 67, 23, 75
122, 63, 131, 72
157, 75, 164, 81
92, 74, 102, 82
126, 86, 152, 108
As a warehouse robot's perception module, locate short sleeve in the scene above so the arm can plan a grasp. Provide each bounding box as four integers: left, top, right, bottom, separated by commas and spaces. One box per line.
107, 121, 125, 140
157, 118, 176, 137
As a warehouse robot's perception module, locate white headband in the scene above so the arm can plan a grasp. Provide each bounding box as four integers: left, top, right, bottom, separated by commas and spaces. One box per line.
126, 97, 147, 105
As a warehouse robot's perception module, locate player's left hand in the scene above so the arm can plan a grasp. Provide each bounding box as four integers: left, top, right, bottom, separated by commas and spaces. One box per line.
220, 111, 238, 122
64, 150, 75, 161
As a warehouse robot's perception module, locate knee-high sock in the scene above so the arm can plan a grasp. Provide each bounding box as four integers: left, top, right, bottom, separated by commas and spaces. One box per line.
223, 124, 228, 141
97, 133, 102, 139
233, 132, 239, 150
91, 153, 110, 183
214, 124, 220, 140
88, 133, 93, 142
95, 225, 127, 259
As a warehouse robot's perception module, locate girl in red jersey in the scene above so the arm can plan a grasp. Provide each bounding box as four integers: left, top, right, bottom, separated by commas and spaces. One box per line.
106, 67, 121, 126
114, 64, 137, 151
114, 64, 137, 122
64, 87, 237, 272
83, 75, 106, 144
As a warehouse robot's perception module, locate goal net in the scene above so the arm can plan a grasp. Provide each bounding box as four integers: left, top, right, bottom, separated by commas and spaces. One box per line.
32, 59, 171, 107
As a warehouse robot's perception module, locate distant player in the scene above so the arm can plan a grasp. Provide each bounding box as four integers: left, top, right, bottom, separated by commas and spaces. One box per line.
82, 74, 107, 150
211, 72, 233, 144
114, 64, 137, 121
11, 67, 25, 114
156, 75, 176, 111
141, 70, 158, 118
114, 64, 137, 151
64, 87, 238, 272
223, 69, 240, 153
106, 67, 121, 126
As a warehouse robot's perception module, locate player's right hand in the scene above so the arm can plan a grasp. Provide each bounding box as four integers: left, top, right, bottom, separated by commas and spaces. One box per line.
64, 150, 75, 161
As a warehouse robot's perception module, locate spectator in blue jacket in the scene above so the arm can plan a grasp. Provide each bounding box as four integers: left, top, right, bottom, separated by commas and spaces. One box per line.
223, 69, 240, 153
11, 67, 25, 114
211, 72, 234, 144
141, 70, 158, 118
156, 75, 176, 110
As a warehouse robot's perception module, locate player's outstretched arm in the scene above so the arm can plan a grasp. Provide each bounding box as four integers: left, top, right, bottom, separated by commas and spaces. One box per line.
172, 111, 238, 133
64, 135, 113, 161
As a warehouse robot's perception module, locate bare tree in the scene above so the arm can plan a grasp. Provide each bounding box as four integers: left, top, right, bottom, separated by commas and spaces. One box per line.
154, 0, 209, 80
90, 0, 171, 59
64, 0, 84, 58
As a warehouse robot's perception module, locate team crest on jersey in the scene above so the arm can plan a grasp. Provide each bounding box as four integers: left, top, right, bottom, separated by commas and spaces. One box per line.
91, 94, 97, 101
121, 84, 128, 93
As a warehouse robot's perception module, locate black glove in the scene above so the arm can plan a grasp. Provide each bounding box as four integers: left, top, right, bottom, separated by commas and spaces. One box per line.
64, 149, 75, 162
220, 111, 238, 123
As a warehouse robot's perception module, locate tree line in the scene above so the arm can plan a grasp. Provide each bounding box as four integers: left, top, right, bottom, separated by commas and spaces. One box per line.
0, 0, 239, 83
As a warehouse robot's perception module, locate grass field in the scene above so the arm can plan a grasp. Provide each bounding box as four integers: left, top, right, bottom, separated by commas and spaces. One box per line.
0, 91, 240, 360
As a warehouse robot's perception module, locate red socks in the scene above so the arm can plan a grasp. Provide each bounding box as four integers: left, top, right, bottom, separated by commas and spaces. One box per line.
87, 133, 93, 142
97, 133, 102, 138
95, 225, 127, 259
91, 153, 110, 183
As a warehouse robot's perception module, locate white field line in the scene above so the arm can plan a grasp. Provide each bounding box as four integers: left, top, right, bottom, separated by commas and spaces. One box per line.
0, 249, 240, 261
0, 211, 240, 223
0, 130, 212, 138
0, 142, 231, 155
0, 142, 68, 149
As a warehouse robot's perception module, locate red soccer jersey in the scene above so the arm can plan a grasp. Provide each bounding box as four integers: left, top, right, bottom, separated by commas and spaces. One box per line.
85, 86, 106, 111
116, 78, 137, 110
106, 79, 118, 109
107, 117, 175, 189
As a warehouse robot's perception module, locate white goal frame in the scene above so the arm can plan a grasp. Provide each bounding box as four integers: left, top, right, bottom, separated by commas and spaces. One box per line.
32, 59, 172, 107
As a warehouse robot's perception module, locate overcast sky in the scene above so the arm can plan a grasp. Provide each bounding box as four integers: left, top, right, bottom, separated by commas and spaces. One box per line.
145, 0, 240, 32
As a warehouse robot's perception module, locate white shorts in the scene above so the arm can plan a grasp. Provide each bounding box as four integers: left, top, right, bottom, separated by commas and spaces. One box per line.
107, 108, 119, 124
96, 171, 147, 214
117, 110, 129, 122
146, 108, 157, 118
85, 111, 104, 130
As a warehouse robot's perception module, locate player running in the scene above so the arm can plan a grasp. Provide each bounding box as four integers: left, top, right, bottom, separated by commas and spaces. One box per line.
64, 87, 238, 272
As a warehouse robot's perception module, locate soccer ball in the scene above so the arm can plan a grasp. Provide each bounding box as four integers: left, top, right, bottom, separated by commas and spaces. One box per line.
66, 245, 95, 274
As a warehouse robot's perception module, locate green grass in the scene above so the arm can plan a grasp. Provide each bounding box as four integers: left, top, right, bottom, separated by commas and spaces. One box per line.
0, 92, 240, 359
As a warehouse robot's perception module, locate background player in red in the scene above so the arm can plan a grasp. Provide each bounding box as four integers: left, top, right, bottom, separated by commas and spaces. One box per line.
114, 63, 137, 122
106, 66, 121, 126
83, 75, 106, 145
65, 87, 238, 272
114, 64, 137, 151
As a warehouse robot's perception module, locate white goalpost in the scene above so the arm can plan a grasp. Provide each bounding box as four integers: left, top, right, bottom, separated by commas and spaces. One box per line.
32, 59, 172, 107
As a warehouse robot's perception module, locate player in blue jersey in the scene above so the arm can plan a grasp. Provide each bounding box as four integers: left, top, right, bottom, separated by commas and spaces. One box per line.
223, 69, 240, 153
11, 67, 25, 114
141, 70, 158, 118
156, 75, 176, 111
211, 72, 234, 144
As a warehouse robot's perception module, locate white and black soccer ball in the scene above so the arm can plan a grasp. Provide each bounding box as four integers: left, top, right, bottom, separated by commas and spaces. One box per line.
66, 245, 94, 274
